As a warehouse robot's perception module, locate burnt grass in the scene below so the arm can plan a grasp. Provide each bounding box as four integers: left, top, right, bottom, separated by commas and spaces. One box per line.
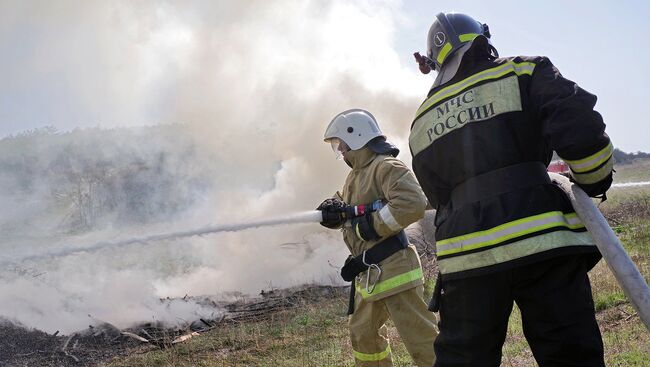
0, 320, 142, 366
0, 285, 350, 367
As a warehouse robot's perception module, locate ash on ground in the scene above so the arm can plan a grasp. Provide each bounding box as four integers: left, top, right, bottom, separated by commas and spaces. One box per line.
0, 285, 348, 367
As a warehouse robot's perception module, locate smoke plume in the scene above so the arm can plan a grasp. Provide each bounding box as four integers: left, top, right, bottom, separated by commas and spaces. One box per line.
0, 0, 430, 333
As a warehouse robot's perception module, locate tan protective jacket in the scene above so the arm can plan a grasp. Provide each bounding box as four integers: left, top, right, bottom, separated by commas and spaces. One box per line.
337, 147, 428, 302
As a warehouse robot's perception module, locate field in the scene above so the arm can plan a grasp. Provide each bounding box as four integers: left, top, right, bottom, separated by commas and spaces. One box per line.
103, 161, 650, 367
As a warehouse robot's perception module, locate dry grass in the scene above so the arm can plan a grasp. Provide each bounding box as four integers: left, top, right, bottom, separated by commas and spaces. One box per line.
613, 159, 650, 183
106, 225, 649, 367
106, 163, 650, 367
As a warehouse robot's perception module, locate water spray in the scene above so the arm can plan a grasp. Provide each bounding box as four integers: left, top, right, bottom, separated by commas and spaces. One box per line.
3, 201, 383, 265
2, 211, 323, 265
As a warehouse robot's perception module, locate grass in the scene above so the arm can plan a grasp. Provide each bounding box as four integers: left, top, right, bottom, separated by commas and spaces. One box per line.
106, 299, 356, 367
106, 162, 650, 367
106, 220, 649, 367
613, 159, 650, 183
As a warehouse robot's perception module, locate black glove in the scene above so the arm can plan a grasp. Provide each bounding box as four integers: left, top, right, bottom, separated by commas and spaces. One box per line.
317, 198, 348, 229
341, 256, 367, 282
576, 172, 613, 201
351, 213, 380, 241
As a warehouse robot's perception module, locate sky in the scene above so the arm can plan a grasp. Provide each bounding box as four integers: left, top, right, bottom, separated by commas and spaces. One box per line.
0, 0, 649, 152
397, 0, 650, 153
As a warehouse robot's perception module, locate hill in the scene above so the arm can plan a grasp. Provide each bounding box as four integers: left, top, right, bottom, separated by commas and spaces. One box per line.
0, 125, 212, 237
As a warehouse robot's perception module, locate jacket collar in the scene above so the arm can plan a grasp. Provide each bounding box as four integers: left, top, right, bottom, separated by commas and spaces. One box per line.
345, 146, 376, 170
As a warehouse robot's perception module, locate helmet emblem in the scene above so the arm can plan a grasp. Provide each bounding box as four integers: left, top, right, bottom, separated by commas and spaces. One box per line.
434, 32, 446, 47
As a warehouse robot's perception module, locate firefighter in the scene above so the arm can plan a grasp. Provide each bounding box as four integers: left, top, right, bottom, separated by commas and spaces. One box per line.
410, 12, 613, 367
317, 109, 437, 367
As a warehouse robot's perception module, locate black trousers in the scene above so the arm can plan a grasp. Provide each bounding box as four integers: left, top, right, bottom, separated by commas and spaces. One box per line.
433, 254, 605, 367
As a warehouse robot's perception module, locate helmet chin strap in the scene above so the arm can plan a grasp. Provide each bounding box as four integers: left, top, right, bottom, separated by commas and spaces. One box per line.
488, 43, 499, 59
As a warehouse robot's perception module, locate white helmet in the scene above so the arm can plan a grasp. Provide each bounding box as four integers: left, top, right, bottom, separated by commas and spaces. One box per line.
324, 109, 383, 150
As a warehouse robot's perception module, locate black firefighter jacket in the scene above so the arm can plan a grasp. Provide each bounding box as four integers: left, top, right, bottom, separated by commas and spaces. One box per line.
409, 41, 613, 280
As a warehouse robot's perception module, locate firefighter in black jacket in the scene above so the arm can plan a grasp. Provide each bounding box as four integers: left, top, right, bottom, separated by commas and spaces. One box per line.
410, 12, 613, 367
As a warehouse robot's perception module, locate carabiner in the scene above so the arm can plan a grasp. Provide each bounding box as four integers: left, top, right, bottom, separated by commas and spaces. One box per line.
362, 250, 382, 294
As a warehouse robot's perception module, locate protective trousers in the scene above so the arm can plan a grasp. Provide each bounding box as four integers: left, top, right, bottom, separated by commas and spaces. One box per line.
433, 254, 605, 367
349, 285, 437, 367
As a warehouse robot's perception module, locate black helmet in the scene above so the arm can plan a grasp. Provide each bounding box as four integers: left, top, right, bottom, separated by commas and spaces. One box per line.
427, 12, 493, 71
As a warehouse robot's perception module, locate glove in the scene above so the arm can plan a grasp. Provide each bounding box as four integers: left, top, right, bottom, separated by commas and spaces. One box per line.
317, 197, 348, 212
575, 172, 613, 201
351, 213, 380, 241
341, 256, 367, 282
317, 198, 348, 229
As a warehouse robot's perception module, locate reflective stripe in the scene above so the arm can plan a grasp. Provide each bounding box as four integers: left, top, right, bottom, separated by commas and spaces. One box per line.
409, 75, 522, 156
438, 230, 595, 274
563, 142, 613, 173
437, 212, 584, 257
437, 42, 453, 64
571, 157, 614, 184
356, 268, 423, 299
354, 344, 391, 362
355, 224, 363, 240
415, 61, 536, 119
459, 33, 479, 42
378, 206, 401, 232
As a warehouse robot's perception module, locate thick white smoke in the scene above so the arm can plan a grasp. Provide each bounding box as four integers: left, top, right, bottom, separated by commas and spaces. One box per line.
0, 0, 430, 333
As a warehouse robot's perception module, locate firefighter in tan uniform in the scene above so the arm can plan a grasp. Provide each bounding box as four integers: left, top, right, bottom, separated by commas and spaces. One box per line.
317, 109, 437, 367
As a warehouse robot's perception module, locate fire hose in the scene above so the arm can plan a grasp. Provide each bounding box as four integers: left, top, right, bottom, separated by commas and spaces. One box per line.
550, 173, 650, 331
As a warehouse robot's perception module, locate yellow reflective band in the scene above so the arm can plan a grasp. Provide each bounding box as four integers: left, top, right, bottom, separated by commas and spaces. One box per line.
437, 42, 453, 64
356, 268, 423, 299
459, 33, 479, 42
571, 157, 614, 184
353, 345, 391, 362
563, 142, 613, 173
409, 75, 522, 156
437, 212, 585, 257
355, 224, 363, 241
415, 61, 536, 119
438, 230, 595, 274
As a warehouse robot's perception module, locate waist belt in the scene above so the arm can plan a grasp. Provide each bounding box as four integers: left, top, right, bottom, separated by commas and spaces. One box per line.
450, 162, 551, 208
342, 230, 408, 315
341, 230, 408, 281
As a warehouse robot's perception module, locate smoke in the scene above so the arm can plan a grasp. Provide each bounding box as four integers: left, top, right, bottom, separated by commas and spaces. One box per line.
0, 0, 430, 333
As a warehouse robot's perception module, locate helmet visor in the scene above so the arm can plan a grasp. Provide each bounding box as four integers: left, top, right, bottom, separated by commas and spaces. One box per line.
328, 138, 350, 160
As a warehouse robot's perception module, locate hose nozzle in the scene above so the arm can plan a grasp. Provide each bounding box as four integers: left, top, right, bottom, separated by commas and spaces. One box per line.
342, 200, 383, 219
